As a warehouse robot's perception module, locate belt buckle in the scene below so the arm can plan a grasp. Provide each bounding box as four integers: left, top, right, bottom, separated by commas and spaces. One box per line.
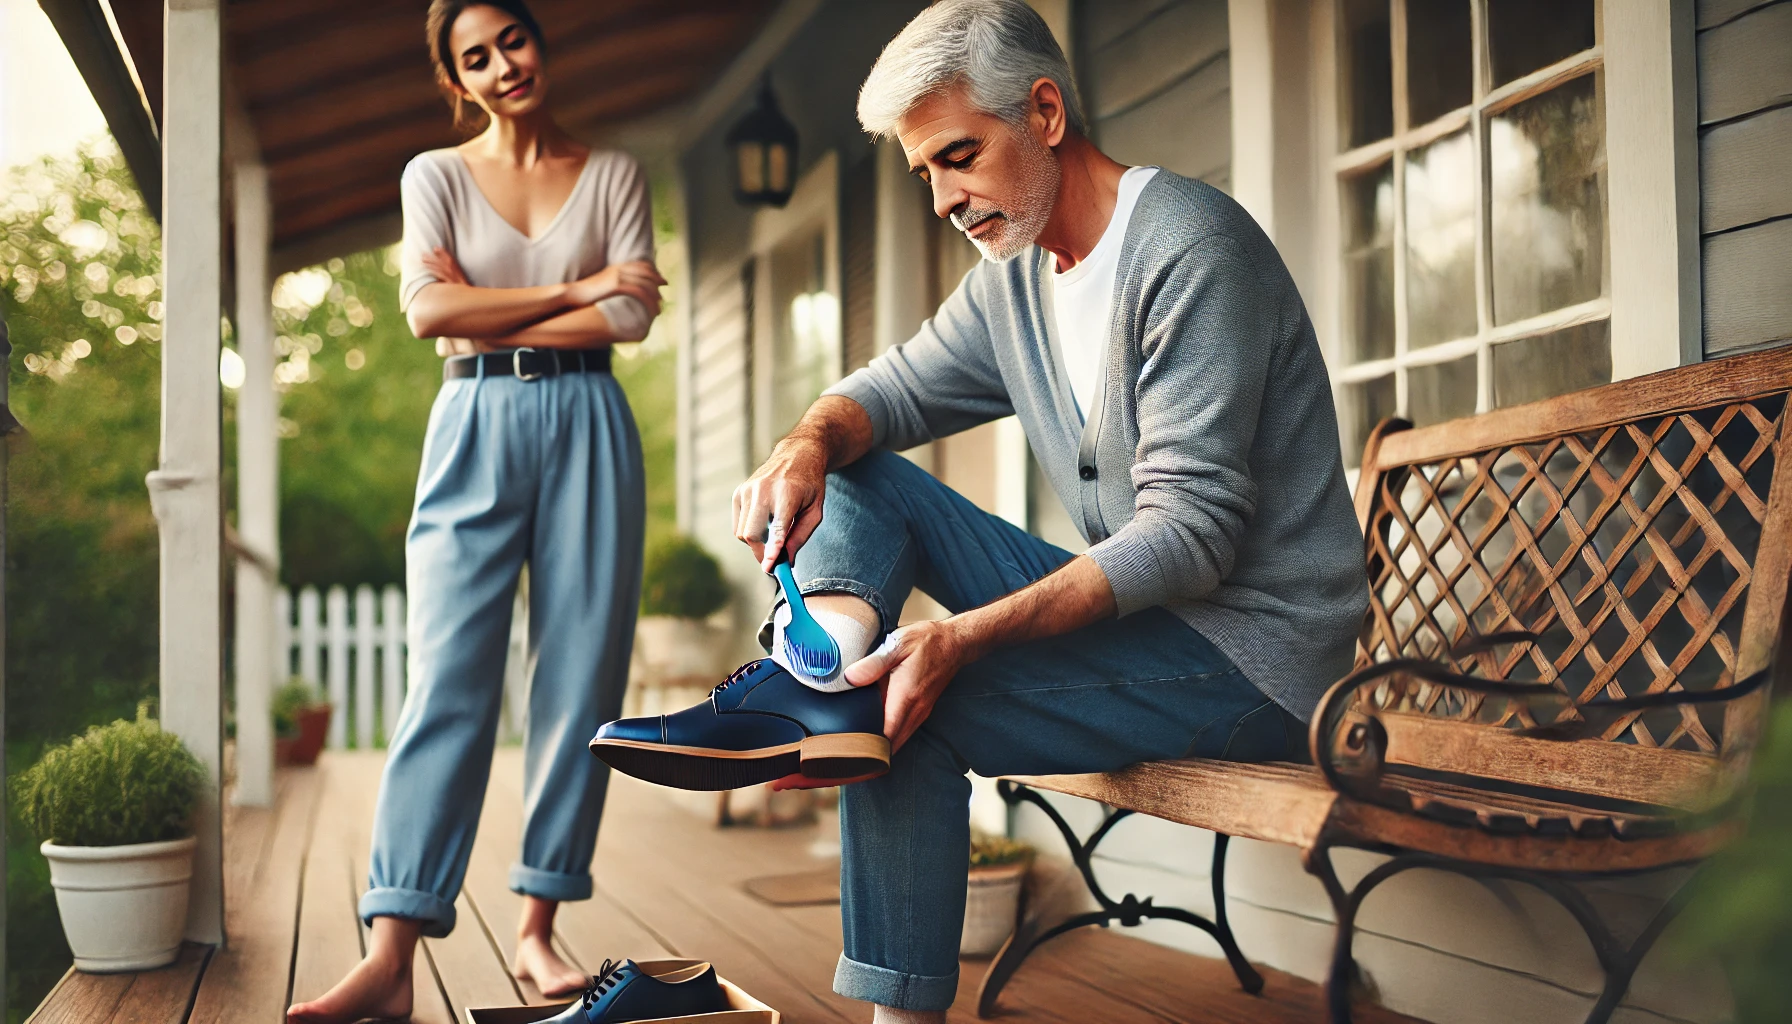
513, 347, 544, 381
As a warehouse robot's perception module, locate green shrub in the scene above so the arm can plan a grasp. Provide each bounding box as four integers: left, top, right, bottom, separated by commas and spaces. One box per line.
272, 678, 326, 739
970, 833, 1034, 869
640, 534, 731, 619
11, 708, 207, 847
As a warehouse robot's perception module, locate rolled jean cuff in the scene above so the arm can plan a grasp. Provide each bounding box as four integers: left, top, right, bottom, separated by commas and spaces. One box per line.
510, 863, 593, 902
757, 578, 893, 652
360, 886, 457, 939
832, 953, 958, 1011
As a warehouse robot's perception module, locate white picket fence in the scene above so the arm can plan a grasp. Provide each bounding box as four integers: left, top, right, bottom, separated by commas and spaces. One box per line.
275, 583, 532, 749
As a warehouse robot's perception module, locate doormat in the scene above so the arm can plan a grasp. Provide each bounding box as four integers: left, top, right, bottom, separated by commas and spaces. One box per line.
742, 868, 840, 907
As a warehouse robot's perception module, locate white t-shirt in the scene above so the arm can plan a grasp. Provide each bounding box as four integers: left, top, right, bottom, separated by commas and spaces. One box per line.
1046, 165, 1160, 419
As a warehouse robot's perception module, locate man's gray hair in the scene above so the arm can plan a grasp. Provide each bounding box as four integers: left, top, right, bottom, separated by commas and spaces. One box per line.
857, 0, 1086, 140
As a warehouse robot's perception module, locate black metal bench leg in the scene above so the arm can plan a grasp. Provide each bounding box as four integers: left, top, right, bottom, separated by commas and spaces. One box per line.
1306, 843, 1700, 1024
976, 782, 1262, 1018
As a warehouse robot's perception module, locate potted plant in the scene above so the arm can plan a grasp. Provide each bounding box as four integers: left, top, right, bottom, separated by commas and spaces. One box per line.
962, 833, 1034, 956
274, 678, 332, 766
635, 534, 733, 688
13, 708, 208, 972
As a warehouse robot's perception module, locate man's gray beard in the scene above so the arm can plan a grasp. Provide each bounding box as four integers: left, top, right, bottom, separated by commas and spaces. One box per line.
957, 135, 1061, 263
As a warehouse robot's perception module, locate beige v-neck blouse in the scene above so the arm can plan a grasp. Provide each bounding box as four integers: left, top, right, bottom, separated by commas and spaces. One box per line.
398, 147, 655, 352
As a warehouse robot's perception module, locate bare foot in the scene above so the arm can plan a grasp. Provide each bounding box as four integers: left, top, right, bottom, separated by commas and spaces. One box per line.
514, 931, 588, 998
286, 951, 412, 1024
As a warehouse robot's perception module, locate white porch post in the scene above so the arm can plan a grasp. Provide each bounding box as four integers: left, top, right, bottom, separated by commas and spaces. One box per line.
233, 158, 278, 807
150, 0, 225, 943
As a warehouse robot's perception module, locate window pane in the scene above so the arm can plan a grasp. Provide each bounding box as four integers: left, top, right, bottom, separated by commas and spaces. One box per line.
1492, 320, 1611, 407
1409, 355, 1477, 427
1341, 374, 1397, 469
1343, 163, 1396, 362
1489, 0, 1596, 87
1491, 74, 1604, 325
1405, 129, 1478, 348
1341, 0, 1393, 148
770, 231, 840, 444
1406, 0, 1471, 126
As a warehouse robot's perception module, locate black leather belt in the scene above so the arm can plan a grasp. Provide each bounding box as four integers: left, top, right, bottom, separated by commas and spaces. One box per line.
443, 347, 611, 381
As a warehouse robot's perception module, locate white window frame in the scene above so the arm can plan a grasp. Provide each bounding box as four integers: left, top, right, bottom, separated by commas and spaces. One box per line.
1229, 0, 1699, 451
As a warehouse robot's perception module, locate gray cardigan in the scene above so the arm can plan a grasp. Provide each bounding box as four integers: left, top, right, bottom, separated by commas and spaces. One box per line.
826, 171, 1368, 720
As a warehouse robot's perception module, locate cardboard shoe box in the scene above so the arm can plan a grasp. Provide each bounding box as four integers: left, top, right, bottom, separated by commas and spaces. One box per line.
466, 960, 780, 1024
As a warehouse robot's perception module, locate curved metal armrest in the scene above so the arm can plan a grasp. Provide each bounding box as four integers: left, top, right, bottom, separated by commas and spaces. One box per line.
1308, 632, 1773, 804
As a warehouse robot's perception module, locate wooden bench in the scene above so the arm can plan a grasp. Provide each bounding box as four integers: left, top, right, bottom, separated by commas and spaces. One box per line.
978, 347, 1792, 1024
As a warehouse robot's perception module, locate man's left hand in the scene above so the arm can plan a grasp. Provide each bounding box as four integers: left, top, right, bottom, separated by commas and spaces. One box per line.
846, 620, 974, 753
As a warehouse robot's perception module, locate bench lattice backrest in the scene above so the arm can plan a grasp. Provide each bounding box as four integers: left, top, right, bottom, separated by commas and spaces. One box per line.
1351, 349, 1792, 811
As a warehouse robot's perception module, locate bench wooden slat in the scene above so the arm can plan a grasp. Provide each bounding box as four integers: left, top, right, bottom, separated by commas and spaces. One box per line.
1007, 761, 1339, 851
1378, 713, 1734, 812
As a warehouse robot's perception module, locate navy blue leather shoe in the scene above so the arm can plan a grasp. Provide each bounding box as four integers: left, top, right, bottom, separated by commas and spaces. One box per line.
542, 959, 729, 1023
590, 659, 890, 791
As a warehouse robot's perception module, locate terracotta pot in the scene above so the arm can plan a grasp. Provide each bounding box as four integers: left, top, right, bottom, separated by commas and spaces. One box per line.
276, 704, 332, 766
962, 861, 1029, 956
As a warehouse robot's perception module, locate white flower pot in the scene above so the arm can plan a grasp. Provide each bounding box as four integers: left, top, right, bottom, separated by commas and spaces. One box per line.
961, 862, 1028, 957
634, 615, 728, 688
41, 836, 196, 972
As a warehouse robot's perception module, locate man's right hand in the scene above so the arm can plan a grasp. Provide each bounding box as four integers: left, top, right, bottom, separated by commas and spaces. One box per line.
568, 260, 665, 315
732, 436, 830, 572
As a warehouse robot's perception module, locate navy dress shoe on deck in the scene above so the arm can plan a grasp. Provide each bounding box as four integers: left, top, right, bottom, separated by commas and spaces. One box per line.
545, 959, 729, 1023
590, 659, 891, 791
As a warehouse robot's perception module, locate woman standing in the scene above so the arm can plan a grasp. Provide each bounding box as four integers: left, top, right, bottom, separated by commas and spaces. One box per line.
288, 2, 662, 1020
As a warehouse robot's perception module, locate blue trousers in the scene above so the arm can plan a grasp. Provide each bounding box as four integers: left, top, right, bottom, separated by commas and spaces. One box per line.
361, 369, 644, 937
795, 452, 1302, 1011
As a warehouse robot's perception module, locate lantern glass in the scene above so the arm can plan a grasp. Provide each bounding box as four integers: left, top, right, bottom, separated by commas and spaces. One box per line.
766, 143, 790, 195
736, 142, 765, 195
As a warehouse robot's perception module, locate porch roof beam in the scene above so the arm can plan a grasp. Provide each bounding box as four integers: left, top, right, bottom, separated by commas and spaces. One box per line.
36, 0, 162, 220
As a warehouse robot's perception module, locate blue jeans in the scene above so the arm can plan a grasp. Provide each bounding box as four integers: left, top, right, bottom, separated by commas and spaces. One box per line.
361, 368, 644, 937
792, 452, 1302, 1011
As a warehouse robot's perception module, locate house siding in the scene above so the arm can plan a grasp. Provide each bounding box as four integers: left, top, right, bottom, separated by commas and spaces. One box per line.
1698, 0, 1792, 355
1080, 0, 1232, 190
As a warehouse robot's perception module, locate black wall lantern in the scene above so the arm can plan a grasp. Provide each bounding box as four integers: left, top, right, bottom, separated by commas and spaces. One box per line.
726, 77, 799, 208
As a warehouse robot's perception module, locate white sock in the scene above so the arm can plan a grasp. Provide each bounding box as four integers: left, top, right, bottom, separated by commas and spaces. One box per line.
771, 602, 875, 693
872, 1006, 945, 1024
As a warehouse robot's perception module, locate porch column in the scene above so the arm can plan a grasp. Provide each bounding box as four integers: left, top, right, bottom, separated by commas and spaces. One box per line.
150, 0, 225, 944
233, 159, 278, 807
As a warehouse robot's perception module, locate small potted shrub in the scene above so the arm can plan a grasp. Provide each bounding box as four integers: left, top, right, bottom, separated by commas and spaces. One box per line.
635, 534, 733, 687
274, 678, 332, 766
13, 709, 208, 972
963, 834, 1034, 956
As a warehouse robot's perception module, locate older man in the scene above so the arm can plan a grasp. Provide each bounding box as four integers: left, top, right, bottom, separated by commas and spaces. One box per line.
599, 1, 1366, 1019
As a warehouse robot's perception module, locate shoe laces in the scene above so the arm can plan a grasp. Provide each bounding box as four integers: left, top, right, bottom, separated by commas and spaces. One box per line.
581, 959, 629, 1008
713, 662, 756, 693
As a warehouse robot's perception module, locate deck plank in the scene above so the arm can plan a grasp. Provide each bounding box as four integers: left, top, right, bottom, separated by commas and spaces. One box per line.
287, 756, 373, 1010
106, 945, 211, 1024
459, 752, 557, 1005
190, 767, 320, 1024
422, 891, 529, 1017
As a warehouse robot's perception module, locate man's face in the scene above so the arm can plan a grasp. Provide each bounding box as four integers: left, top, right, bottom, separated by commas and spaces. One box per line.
897, 86, 1061, 262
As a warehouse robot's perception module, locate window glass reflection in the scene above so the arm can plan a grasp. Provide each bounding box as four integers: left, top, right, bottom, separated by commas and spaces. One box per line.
1406, 0, 1472, 126
1489, 0, 1596, 87
1405, 129, 1478, 348
1409, 355, 1477, 427
1492, 321, 1610, 408
1341, 0, 1393, 148
1343, 164, 1396, 363
1491, 74, 1604, 325
1342, 374, 1397, 469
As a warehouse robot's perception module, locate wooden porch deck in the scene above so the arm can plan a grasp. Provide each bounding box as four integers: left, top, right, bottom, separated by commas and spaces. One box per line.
29, 749, 1424, 1023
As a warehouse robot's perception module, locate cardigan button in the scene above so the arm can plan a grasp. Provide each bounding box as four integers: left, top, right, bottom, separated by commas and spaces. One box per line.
1079, 465, 1097, 481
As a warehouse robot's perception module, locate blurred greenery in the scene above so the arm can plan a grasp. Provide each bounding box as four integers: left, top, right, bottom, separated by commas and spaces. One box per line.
1673, 698, 1792, 1023
2, 136, 679, 1017
640, 534, 730, 619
